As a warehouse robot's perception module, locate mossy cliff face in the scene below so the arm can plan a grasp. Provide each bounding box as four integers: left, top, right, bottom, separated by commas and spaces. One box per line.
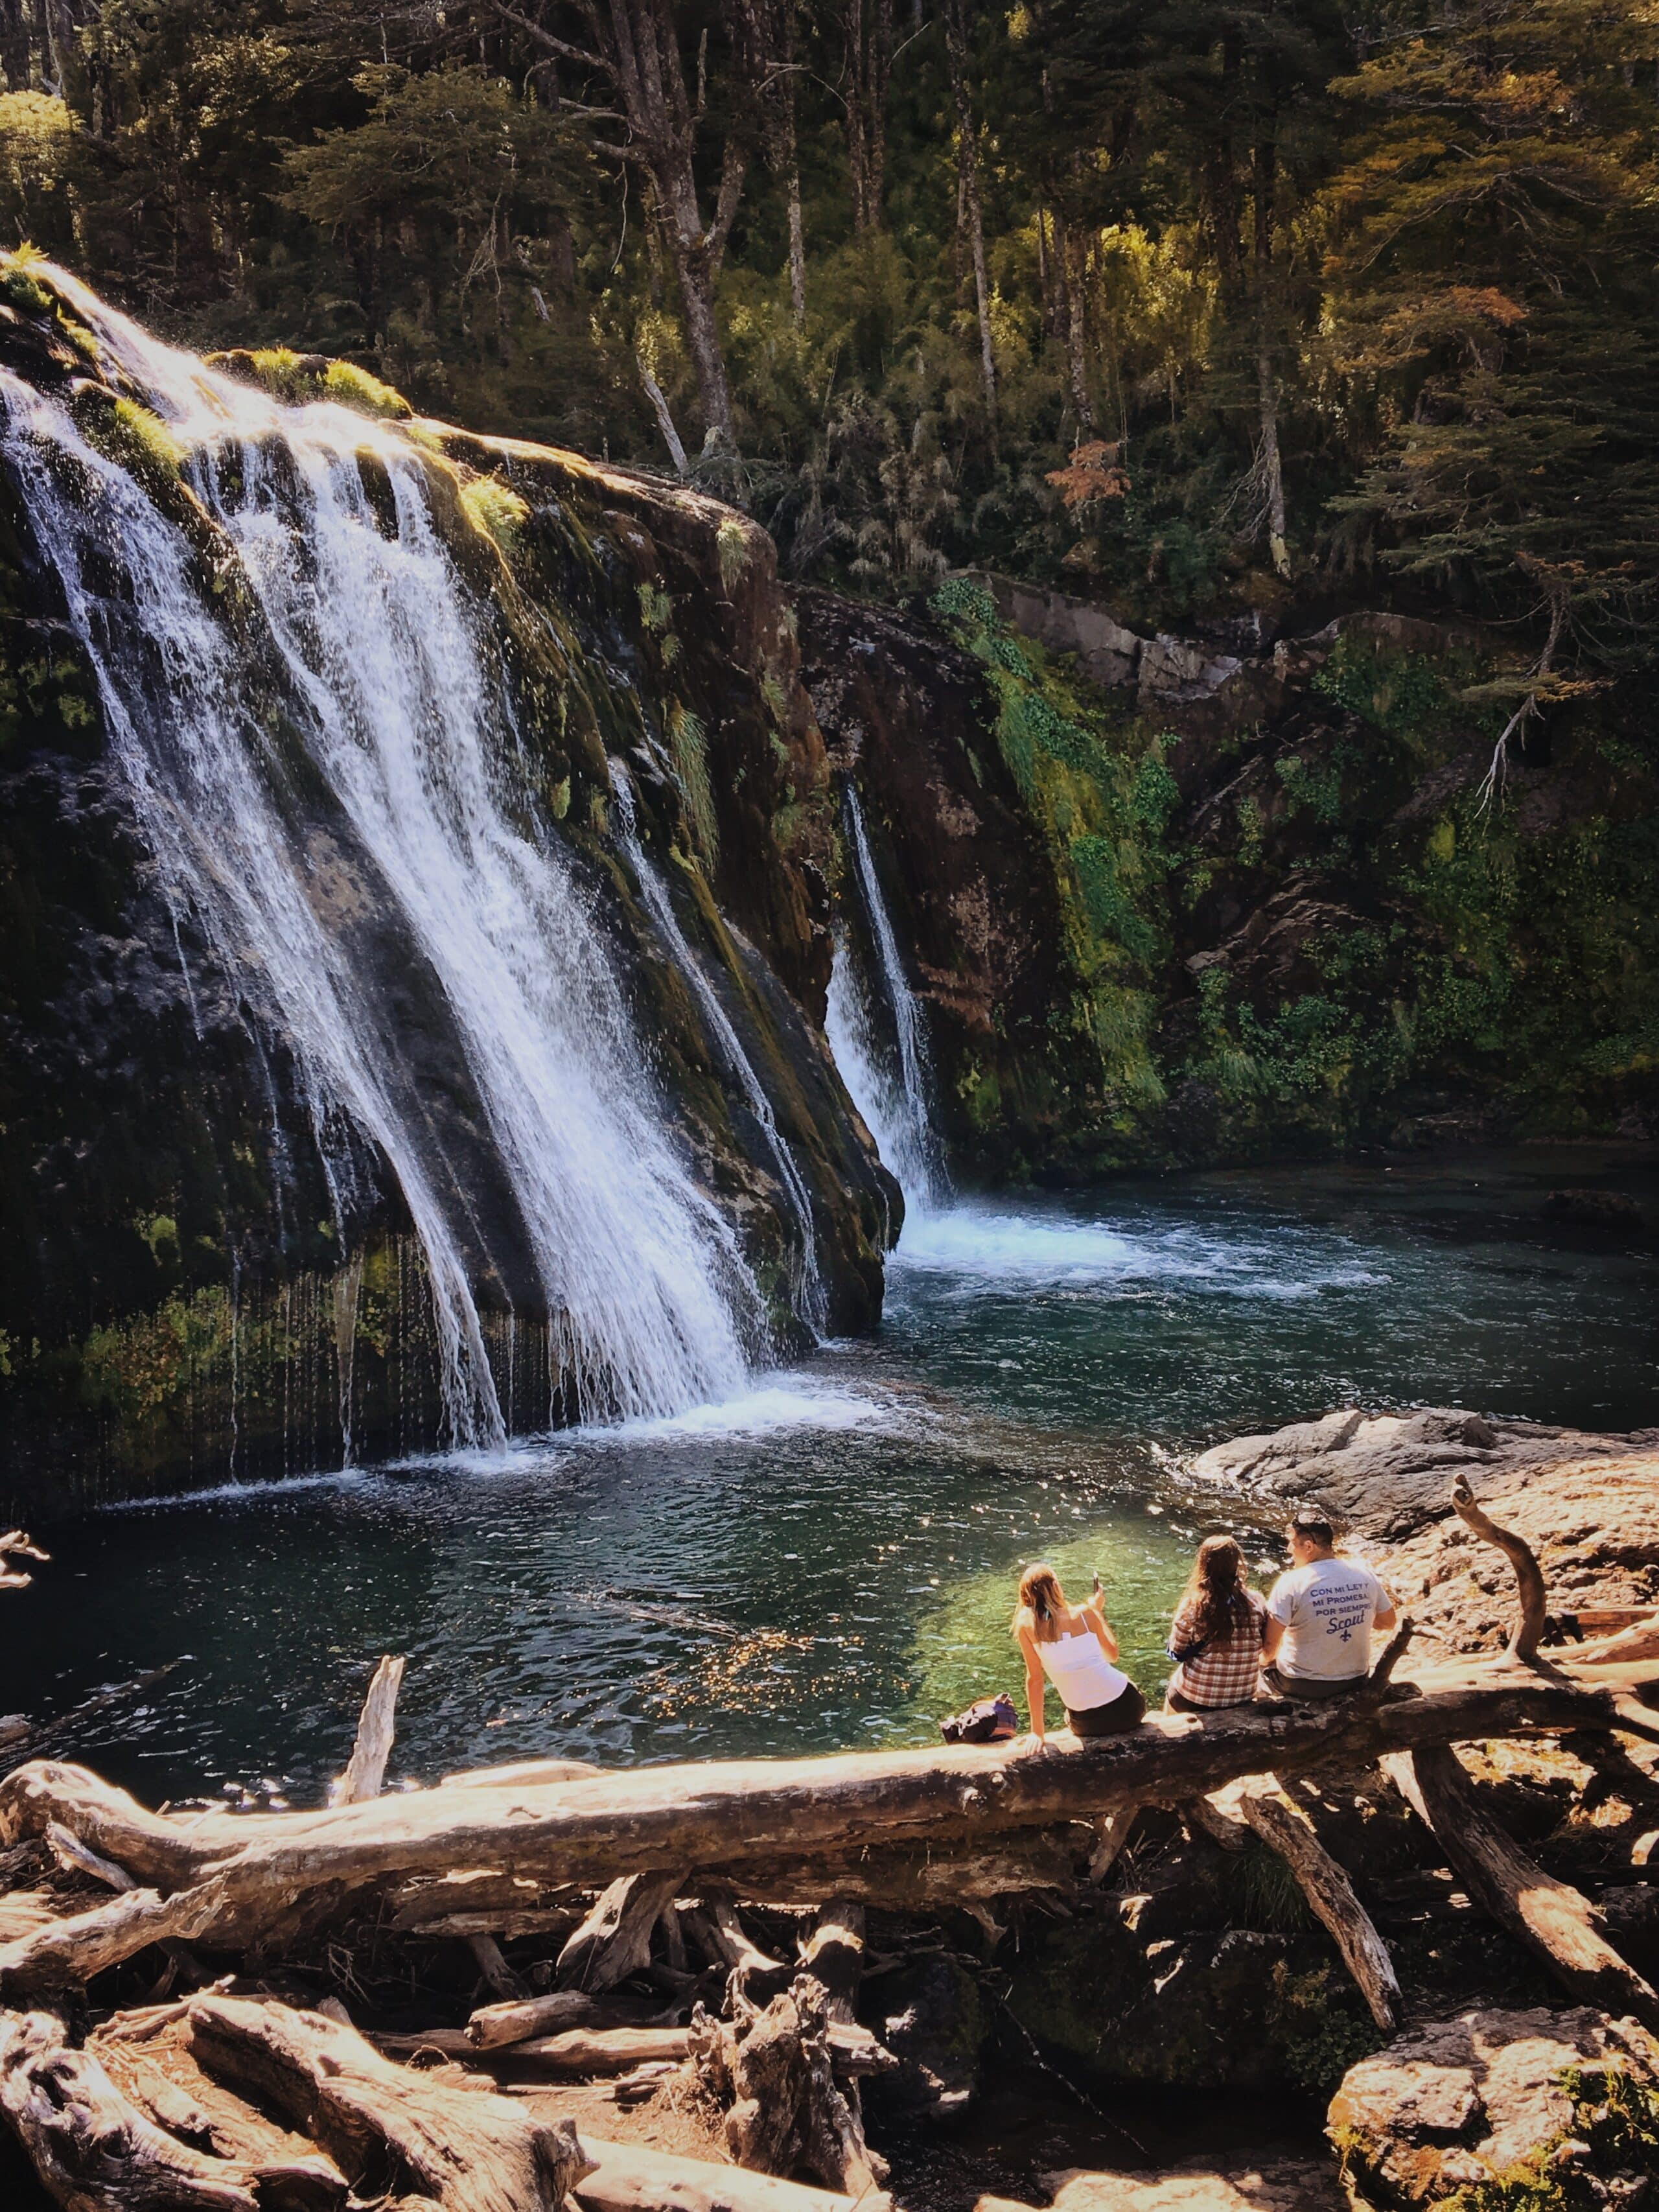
802, 577, 1659, 1178
0, 270, 892, 1514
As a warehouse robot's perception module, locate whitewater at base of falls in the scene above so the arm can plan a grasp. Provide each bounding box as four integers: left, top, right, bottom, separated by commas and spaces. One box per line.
0, 266, 770, 1439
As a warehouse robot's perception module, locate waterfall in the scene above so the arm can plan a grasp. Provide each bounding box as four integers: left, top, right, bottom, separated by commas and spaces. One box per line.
610, 768, 827, 1336
0, 269, 763, 1439
826, 786, 950, 1216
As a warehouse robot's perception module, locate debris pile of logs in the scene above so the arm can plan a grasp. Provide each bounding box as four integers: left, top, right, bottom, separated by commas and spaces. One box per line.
1, 1482, 1656, 2209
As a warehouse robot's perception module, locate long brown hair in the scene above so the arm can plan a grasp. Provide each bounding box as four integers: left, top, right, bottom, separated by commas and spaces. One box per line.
1178, 1536, 1251, 1645
1012, 1561, 1067, 1644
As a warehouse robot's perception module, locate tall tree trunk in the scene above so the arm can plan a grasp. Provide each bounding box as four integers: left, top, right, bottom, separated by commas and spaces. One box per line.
0, 1, 29, 92
1252, 127, 1288, 577
673, 236, 737, 447
1205, 25, 1244, 318
777, 0, 806, 324
787, 164, 806, 326
1064, 220, 1093, 430
845, 0, 892, 231
944, 0, 995, 425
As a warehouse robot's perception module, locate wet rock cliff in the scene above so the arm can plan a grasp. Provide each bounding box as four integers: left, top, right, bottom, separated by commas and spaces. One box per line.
802, 575, 1659, 1180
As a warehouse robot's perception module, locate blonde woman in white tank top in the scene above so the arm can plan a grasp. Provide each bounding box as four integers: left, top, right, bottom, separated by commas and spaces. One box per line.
1013, 1561, 1146, 1742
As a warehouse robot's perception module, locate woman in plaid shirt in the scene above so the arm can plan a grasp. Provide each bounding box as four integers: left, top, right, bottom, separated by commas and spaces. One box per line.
1164, 1536, 1267, 1712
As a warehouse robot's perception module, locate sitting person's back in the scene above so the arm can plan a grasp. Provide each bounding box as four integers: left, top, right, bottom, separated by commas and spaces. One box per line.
1262, 1508, 1395, 1699
1165, 1535, 1264, 1712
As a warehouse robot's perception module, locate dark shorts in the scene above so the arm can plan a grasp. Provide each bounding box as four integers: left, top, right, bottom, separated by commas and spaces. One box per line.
1164, 1684, 1255, 1715
1259, 1664, 1363, 1703
1067, 1682, 1147, 1736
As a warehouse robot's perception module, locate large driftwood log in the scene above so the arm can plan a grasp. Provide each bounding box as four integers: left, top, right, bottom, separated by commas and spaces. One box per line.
0, 2007, 346, 2211
186, 1994, 594, 2211
558, 1869, 687, 1992
504, 2025, 691, 2072
1383, 1745, 1659, 2031
441, 1758, 600, 1789
327, 1655, 403, 1808
466, 1988, 633, 2050
8, 1658, 1653, 1890
3, 1660, 1656, 1997
576, 2134, 881, 2212
1214, 1776, 1400, 2031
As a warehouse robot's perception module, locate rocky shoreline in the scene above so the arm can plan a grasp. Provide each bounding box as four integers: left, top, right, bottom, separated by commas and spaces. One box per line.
3, 1410, 1657, 2211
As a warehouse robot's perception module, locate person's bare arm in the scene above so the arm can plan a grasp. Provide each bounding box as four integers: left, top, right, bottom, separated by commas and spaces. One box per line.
1373, 1594, 1398, 1631
1084, 1598, 1120, 1662
1017, 1626, 1047, 1741
1260, 1612, 1286, 1663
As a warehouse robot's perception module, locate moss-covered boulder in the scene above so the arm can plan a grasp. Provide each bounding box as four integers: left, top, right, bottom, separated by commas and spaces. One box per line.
1328, 2007, 1659, 2209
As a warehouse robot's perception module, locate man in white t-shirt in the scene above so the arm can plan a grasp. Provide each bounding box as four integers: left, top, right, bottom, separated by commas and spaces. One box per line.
1260, 1507, 1396, 1700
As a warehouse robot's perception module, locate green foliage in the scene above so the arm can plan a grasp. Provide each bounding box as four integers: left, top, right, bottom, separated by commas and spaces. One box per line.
1274, 754, 1344, 827
1267, 1962, 1382, 2099
638, 582, 674, 634
667, 700, 718, 868
1314, 638, 1458, 739
459, 474, 530, 554
0, 252, 51, 317
932, 580, 1176, 1114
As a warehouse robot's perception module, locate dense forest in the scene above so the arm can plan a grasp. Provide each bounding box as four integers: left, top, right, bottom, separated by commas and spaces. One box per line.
2, 0, 1656, 694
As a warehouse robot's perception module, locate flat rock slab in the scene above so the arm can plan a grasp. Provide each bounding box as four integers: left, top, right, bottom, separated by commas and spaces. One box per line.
1327, 2005, 1659, 2207
1189, 1407, 1655, 1542
976, 2156, 1345, 2212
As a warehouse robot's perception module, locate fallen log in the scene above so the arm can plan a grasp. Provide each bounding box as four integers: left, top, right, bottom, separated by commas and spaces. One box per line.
576, 2133, 883, 2212
1382, 1745, 1659, 2031
5, 1659, 1657, 1997
721, 1834, 1076, 1909
1214, 1776, 1400, 2031
505, 2025, 690, 2072
186, 1993, 594, 2211
559, 1870, 688, 1992
442, 1758, 601, 1789
388, 1868, 581, 1933
467, 1987, 632, 2050
0, 2005, 347, 2212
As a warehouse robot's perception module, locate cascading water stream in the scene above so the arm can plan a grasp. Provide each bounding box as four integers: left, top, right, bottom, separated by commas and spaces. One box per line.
610, 767, 828, 1336
826, 784, 951, 1219
0, 267, 763, 1439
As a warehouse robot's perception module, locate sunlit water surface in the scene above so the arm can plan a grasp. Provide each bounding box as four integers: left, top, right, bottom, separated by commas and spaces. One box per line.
5, 1150, 1656, 1808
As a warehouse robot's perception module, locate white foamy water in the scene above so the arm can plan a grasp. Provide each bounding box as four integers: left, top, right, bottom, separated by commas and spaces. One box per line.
826, 784, 950, 1220
2, 267, 765, 1438
893, 1200, 1390, 1299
